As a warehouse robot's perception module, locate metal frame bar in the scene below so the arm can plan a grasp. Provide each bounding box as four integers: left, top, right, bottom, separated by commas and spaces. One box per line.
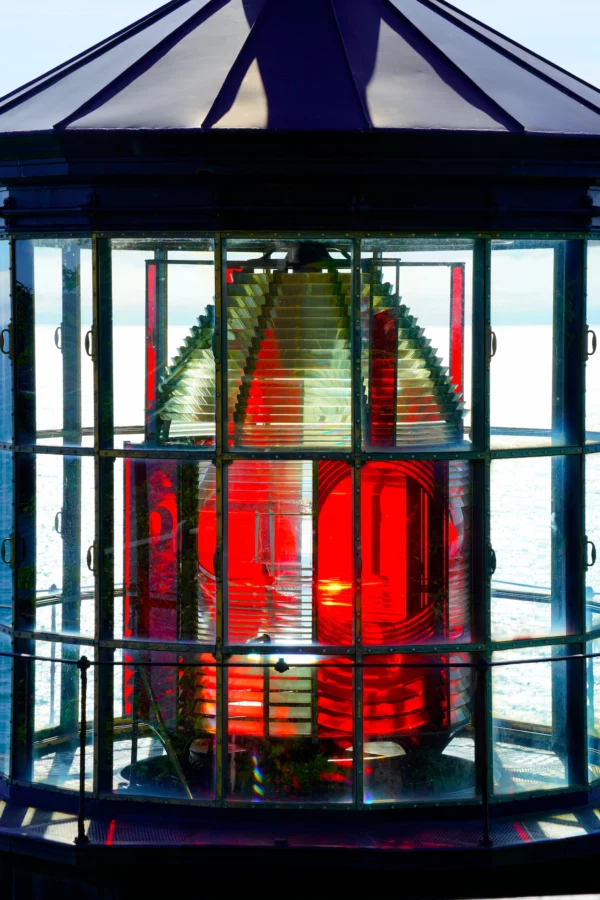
351, 238, 363, 808
214, 236, 227, 805
93, 237, 114, 796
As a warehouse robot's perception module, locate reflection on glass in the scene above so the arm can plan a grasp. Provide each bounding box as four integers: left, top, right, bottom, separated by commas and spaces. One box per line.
15, 238, 93, 447
491, 457, 568, 640
0, 631, 11, 777
111, 240, 215, 448
361, 461, 472, 646
0, 240, 11, 443
120, 458, 215, 643
588, 243, 600, 442
361, 240, 472, 449
227, 657, 352, 803
588, 640, 600, 782
493, 647, 568, 795
113, 652, 215, 801
586, 454, 600, 631
363, 654, 475, 803
34, 455, 95, 637
33, 642, 94, 791
227, 460, 352, 646
226, 240, 352, 449
0, 452, 12, 627
491, 241, 566, 449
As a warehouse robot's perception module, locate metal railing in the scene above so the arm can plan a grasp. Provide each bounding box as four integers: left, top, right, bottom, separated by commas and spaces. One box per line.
1, 646, 600, 848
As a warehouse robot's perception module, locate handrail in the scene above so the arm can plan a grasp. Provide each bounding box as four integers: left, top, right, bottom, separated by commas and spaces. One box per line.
0, 646, 597, 848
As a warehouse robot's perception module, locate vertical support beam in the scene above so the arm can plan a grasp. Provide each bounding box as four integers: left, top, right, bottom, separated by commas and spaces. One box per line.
13, 240, 35, 448
472, 238, 493, 806
214, 235, 228, 804
93, 237, 114, 795
155, 248, 168, 437
472, 239, 491, 642
351, 238, 363, 808
11, 239, 36, 782
60, 243, 82, 737
472, 239, 491, 456
178, 462, 200, 642
552, 240, 587, 787
145, 249, 168, 444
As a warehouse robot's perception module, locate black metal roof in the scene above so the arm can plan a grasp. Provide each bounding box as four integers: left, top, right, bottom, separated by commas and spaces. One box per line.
1, 0, 600, 136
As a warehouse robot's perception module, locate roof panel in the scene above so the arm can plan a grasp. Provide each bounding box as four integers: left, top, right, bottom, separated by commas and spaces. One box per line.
70, 0, 264, 129
427, 0, 600, 110
0, 0, 598, 136
204, 0, 368, 130
389, 0, 600, 134
333, 0, 509, 131
0, 0, 198, 109
0, 0, 213, 133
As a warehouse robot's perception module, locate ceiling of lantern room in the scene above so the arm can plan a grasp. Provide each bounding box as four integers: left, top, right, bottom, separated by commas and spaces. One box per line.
0, 0, 599, 135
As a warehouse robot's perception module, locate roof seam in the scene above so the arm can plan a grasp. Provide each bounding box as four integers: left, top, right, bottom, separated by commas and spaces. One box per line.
411, 0, 600, 119
200, 0, 273, 130
52, 0, 229, 131
432, 0, 600, 100
0, 0, 197, 116
383, 0, 526, 133
328, 0, 372, 131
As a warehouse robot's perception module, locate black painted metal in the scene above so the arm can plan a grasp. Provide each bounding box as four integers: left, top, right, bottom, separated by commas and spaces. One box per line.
60, 242, 82, 737
75, 654, 90, 845
93, 238, 115, 796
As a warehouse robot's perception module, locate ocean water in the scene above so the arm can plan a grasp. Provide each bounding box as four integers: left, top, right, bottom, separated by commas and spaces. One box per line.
21, 322, 600, 733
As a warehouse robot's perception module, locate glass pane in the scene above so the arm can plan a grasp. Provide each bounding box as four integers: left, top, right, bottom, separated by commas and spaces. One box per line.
493, 647, 568, 795
588, 639, 600, 782
491, 241, 564, 449
115, 457, 216, 642
226, 239, 352, 449
364, 654, 475, 803
111, 239, 215, 449
227, 656, 353, 803
15, 239, 93, 447
491, 457, 569, 641
33, 641, 94, 791
227, 460, 353, 646
34, 455, 95, 637
362, 460, 473, 645
586, 453, 600, 631
113, 651, 215, 801
588, 242, 600, 442
361, 239, 473, 450
0, 631, 11, 777
0, 240, 12, 443
0, 452, 12, 627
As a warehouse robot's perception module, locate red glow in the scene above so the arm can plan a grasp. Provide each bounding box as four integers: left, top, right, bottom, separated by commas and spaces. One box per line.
227, 267, 244, 284
370, 308, 398, 447
127, 457, 464, 740
126, 256, 471, 752
106, 819, 116, 846
145, 262, 157, 437
450, 265, 465, 396
514, 822, 531, 842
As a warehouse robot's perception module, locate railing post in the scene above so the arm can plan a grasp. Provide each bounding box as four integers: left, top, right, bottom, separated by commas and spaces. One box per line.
75, 655, 91, 846
477, 656, 493, 848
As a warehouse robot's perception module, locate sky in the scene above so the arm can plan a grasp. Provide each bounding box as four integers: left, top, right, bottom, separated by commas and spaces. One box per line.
0, 0, 598, 98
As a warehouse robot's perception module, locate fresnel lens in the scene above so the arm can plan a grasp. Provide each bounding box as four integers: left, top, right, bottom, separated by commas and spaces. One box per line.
124, 242, 472, 800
